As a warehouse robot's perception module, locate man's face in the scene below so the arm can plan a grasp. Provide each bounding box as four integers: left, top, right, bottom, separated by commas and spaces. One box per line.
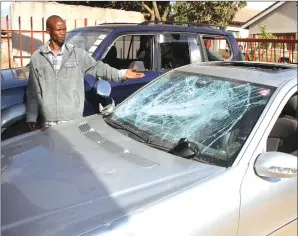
47, 18, 67, 45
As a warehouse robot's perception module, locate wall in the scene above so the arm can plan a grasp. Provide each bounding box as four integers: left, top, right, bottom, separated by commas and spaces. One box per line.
248, 2, 297, 35
227, 25, 249, 38
1, 37, 15, 69
9, 2, 145, 66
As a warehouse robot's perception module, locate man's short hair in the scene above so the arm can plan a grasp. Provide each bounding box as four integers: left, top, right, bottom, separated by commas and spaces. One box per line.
46, 15, 64, 28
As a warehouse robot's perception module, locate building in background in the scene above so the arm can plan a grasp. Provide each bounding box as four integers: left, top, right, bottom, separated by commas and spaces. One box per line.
1, 1, 144, 68
227, 8, 261, 38
241, 1, 298, 39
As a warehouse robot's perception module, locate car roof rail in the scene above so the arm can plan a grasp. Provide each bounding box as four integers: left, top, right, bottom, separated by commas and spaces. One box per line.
139, 20, 225, 30
98, 22, 139, 25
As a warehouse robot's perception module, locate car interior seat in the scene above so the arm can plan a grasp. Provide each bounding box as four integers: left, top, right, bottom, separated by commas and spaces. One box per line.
291, 149, 298, 156
219, 104, 264, 157
267, 94, 298, 153
172, 43, 190, 66
128, 61, 146, 72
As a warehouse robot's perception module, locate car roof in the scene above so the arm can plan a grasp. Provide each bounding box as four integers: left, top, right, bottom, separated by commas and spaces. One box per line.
175, 61, 298, 88
71, 23, 229, 36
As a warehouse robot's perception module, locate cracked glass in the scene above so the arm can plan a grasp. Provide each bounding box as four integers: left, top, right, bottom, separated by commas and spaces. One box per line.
110, 71, 275, 166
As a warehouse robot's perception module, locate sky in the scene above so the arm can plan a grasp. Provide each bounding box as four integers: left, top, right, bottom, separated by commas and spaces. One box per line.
1, 2, 12, 16
245, 1, 275, 10
1, 1, 275, 17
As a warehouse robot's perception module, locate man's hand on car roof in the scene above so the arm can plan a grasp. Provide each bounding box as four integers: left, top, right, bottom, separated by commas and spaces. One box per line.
124, 68, 145, 79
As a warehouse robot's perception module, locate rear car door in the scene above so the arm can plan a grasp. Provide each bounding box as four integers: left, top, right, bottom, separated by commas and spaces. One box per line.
156, 32, 203, 73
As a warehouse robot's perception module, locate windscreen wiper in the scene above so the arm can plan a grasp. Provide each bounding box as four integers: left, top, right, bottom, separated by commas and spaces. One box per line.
104, 118, 150, 143
104, 118, 171, 151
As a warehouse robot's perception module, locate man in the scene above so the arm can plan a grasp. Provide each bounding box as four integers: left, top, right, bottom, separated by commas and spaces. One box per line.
26, 15, 144, 130
238, 45, 246, 61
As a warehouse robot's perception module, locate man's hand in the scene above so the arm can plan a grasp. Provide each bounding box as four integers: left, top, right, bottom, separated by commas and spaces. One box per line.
124, 68, 145, 80
28, 122, 38, 131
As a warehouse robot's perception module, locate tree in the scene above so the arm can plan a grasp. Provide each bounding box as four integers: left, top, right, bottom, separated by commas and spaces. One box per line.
56, 1, 171, 21
258, 24, 278, 49
171, 1, 247, 27
249, 25, 279, 61
257, 24, 283, 61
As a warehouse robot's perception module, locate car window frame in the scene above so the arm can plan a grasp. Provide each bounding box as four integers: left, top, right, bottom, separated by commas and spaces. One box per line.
99, 32, 158, 71
256, 86, 298, 157
199, 33, 234, 62
233, 80, 297, 167
188, 34, 204, 64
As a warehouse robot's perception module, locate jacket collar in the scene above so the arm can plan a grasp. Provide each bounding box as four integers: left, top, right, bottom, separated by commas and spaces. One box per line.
40, 40, 74, 54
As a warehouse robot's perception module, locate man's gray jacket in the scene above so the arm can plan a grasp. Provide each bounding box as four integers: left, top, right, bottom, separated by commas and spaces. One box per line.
26, 42, 127, 123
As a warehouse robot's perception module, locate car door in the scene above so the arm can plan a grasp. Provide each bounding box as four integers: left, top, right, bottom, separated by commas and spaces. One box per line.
156, 32, 203, 73
100, 33, 161, 105
237, 86, 298, 236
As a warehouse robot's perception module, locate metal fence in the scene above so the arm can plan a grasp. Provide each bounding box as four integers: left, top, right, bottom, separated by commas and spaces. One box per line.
236, 38, 298, 64
1, 16, 91, 69
1, 15, 298, 69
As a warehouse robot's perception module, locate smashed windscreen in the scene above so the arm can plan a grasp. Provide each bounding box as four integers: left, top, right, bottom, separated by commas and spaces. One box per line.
109, 71, 275, 166
65, 31, 109, 55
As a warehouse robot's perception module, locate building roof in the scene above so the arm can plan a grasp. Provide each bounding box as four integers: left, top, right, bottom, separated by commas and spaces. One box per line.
241, 1, 285, 29
232, 8, 261, 24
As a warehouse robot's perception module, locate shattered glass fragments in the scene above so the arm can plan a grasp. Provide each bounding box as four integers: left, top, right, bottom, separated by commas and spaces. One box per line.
111, 71, 274, 162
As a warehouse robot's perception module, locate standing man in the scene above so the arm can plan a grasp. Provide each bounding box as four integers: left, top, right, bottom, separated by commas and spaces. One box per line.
239, 45, 246, 61
26, 15, 144, 130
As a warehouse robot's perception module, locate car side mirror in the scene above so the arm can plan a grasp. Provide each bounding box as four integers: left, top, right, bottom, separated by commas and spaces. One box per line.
254, 152, 297, 179
94, 80, 111, 97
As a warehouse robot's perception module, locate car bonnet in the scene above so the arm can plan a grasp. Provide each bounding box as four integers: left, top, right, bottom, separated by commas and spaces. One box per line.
1, 114, 224, 236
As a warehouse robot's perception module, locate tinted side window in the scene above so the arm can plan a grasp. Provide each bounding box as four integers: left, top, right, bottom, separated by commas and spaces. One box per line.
266, 93, 298, 154
65, 31, 109, 54
158, 33, 193, 71
102, 34, 154, 70
201, 35, 232, 61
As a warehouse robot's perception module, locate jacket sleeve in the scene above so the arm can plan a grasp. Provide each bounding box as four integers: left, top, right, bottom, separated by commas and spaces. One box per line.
26, 60, 41, 123
75, 48, 127, 82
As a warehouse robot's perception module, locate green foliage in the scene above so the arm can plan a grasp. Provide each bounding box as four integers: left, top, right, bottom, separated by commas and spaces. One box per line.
57, 1, 142, 11
258, 24, 279, 50
56, 1, 171, 21
248, 47, 256, 59
259, 24, 276, 39
171, 1, 247, 27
